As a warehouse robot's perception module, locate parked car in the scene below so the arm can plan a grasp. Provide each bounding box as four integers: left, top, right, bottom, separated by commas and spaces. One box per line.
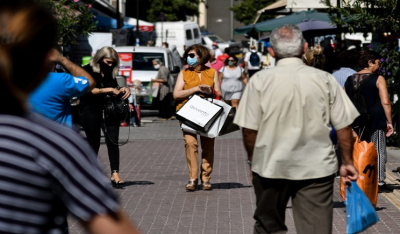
202, 34, 242, 55
115, 46, 180, 108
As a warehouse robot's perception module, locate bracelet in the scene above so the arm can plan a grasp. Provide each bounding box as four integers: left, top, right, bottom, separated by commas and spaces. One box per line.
99, 88, 102, 93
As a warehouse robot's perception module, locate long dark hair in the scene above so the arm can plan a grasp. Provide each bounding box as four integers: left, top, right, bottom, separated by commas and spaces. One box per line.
0, 0, 57, 115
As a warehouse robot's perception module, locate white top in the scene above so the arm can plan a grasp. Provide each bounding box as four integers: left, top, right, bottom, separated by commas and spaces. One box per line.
244, 51, 263, 70
214, 48, 223, 59
234, 58, 359, 180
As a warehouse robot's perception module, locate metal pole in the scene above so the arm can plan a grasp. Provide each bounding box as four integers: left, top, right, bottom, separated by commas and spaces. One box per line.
136, 0, 140, 46
116, 0, 121, 28
230, 0, 233, 40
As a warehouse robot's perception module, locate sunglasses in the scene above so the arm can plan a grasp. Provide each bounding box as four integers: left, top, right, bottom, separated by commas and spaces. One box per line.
188, 53, 196, 58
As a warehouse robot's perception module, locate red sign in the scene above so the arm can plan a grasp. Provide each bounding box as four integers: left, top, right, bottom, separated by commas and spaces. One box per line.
119, 53, 132, 62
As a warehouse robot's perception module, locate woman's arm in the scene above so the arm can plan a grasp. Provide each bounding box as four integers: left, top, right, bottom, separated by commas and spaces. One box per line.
218, 70, 223, 84
92, 87, 121, 96
242, 71, 248, 85
213, 70, 222, 97
173, 71, 201, 100
377, 75, 393, 136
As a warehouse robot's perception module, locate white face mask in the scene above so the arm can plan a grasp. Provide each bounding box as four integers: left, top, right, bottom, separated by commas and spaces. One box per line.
154, 64, 160, 69
251, 49, 256, 52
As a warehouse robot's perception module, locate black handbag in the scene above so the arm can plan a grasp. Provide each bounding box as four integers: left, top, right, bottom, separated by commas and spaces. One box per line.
103, 94, 130, 121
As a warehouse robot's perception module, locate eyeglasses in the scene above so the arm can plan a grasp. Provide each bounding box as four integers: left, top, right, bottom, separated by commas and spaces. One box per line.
188, 53, 196, 58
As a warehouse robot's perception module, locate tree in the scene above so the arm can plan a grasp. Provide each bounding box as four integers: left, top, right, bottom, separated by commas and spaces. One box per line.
37, 0, 96, 47
147, 0, 200, 22
230, 0, 276, 25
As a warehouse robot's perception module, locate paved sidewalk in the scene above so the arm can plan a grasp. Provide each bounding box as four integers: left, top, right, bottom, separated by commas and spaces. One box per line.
69, 119, 400, 234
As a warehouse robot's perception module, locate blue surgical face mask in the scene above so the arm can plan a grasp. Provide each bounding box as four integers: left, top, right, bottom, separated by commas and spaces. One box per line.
187, 57, 198, 66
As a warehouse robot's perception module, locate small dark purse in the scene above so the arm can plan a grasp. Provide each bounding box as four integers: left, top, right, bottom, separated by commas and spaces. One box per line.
104, 93, 130, 121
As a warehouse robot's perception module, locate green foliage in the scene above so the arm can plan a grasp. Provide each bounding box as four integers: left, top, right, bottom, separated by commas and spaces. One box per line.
322, 0, 400, 35
37, 0, 96, 47
147, 0, 200, 22
230, 0, 276, 25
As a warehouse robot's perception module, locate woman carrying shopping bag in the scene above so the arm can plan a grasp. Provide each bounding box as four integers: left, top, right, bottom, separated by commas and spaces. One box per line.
173, 44, 222, 191
218, 55, 248, 110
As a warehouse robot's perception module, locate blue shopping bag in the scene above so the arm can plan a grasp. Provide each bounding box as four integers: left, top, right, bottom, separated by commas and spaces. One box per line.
346, 181, 379, 234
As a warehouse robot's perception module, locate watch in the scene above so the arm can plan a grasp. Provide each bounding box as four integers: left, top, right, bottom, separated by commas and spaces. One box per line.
99, 88, 102, 93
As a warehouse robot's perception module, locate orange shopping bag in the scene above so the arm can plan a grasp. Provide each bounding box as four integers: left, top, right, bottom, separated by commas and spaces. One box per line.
340, 136, 378, 207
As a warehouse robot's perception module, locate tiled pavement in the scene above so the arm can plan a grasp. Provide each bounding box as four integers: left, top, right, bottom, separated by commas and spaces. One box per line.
69, 118, 400, 234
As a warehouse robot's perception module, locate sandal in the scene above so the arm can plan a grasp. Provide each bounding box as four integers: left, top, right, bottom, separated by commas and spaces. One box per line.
185, 179, 198, 191
111, 170, 125, 187
202, 181, 212, 191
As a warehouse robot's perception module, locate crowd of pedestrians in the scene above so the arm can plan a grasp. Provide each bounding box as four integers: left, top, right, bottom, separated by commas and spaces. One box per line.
0, 0, 397, 233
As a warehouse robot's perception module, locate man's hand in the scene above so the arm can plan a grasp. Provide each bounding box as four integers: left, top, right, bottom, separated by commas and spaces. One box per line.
340, 163, 358, 187
386, 123, 394, 137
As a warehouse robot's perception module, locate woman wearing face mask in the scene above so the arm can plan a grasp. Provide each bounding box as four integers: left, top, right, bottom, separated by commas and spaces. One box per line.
152, 59, 173, 120
218, 56, 248, 109
80, 46, 131, 186
173, 44, 222, 191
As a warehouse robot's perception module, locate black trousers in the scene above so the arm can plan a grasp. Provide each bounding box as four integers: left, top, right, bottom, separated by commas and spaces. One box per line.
155, 93, 174, 119
252, 172, 335, 234
81, 111, 120, 172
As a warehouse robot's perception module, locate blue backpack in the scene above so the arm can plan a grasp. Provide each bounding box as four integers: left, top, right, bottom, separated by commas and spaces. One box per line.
249, 52, 260, 66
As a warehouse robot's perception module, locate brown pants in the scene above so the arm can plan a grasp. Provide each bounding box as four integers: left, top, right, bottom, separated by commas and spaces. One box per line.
183, 131, 215, 182
252, 172, 335, 234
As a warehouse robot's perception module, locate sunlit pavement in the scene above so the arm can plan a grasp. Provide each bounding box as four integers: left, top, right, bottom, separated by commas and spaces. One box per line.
68, 118, 400, 234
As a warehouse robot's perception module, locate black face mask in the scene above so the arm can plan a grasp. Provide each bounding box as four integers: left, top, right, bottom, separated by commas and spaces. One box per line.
100, 62, 114, 74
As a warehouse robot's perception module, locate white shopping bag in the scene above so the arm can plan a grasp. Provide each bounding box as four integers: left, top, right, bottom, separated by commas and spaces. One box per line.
176, 95, 223, 132
181, 99, 237, 138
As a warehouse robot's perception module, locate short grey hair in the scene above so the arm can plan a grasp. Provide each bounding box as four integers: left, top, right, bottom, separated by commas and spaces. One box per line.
152, 59, 163, 65
270, 24, 305, 59
89, 46, 120, 78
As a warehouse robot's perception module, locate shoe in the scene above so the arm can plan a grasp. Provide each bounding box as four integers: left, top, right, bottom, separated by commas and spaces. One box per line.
202, 181, 212, 191
185, 179, 198, 191
378, 183, 393, 193
120, 122, 128, 127
168, 116, 176, 120
111, 170, 125, 187
157, 118, 167, 121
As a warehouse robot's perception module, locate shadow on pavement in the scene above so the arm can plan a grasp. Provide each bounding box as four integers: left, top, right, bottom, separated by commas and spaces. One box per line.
114, 181, 155, 189
209, 182, 252, 190
333, 201, 345, 208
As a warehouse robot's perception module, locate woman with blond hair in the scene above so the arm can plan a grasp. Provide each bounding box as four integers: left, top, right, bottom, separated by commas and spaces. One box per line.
302, 45, 325, 70
174, 44, 222, 191
80, 46, 131, 186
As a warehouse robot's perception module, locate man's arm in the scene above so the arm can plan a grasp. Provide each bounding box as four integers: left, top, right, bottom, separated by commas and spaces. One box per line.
85, 209, 140, 234
336, 126, 358, 186
49, 49, 96, 92
242, 128, 258, 162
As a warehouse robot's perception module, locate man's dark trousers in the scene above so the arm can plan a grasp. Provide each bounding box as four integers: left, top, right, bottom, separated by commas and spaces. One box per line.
252, 172, 335, 234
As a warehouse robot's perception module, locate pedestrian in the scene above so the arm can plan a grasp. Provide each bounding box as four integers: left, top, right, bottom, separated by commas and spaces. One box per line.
218, 55, 248, 109
344, 50, 394, 193
302, 45, 325, 70
162, 42, 169, 48
0, 0, 139, 233
29, 48, 95, 129
209, 49, 225, 71
152, 58, 174, 120
244, 45, 263, 78
234, 24, 359, 234
212, 41, 223, 59
332, 49, 359, 87
80, 46, 131, 186
173, 44, 222, 191
171, 44, 183, 68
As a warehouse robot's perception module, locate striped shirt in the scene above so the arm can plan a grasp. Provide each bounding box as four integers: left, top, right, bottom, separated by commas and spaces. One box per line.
0, 112, 119, 234
332, 67, 357, 87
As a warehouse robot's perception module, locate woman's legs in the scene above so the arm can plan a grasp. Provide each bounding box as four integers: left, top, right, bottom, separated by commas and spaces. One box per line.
183, 131, 199, 180
231, 99, 240, 110
81, 114, 102, 155
102, 118, 123, 183
199, 136, 215, 183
